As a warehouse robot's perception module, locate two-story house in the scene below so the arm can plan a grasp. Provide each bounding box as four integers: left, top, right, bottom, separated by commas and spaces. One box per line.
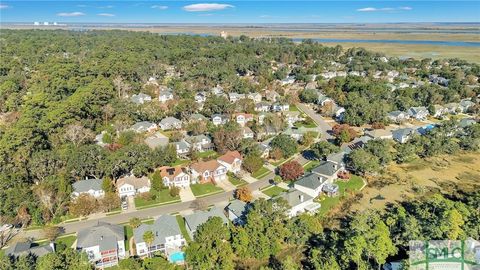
158, 166, 192, 188
217, 151, 243, 174
228, 92, 246, 103
247, 92, 262, 103
159, 89, 174, 103
134, 215, 186, 259
173, 141, 190, 158
212, 114, 229, 126
407, 106, 429, 120
234, 113, 254, 127
116, 175, 151, 198
76, 222, 126, 268
185, 135, 213, 152
190, 160, 227, 183
72, 179, 105, 198
159, 117, 182, 130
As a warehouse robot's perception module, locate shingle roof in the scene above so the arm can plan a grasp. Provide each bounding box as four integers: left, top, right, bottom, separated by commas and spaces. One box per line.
77, 221, 124, 251
311, 161, 340, 177
275, 189, 312, 208
160, 117, 181, 125
131, 121, 156, 131
190, 160, 224, 174
73, 179, 103, 193
218, 151, 242, 164
133, 215, 181, 246
184, 207, 228, 233
158, 166, 187, 181
116, 175, 150, 190
190, 113, 208, 121
295, 173, 325, 190
226, 200, 248, 218
6, 241, 53, 257
174, 141, 190, 151
392, 128, 416, 138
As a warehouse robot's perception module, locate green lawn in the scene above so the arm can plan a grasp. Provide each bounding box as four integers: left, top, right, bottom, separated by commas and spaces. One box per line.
171, 159, 189, 166
190, 183, 223, 197
55, 235, 76, 248
262, 186, 287, 197
134, 189, 180, 209
316, 175, 365, 216
175, 215, 192, 242
197, 150, 219, 159
289, 104, 299, 111
303, 160, 320, 172
294, 116, 317, 128
124, 219, 154, 252
271, 156, 294, 167
228, 174, 248, 187
251, 166, 270, 179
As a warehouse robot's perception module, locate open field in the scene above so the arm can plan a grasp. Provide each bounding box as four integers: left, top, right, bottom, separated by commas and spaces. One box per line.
353, 151, 480, 212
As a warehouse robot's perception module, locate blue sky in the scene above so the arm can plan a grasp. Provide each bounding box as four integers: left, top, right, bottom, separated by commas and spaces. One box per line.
0, 1, 479, 23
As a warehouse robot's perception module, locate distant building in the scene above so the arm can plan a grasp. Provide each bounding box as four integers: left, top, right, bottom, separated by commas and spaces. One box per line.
144, 132, 169, 149
130, 121, 158, 133
159, 89, 174, 103
159, 117, 182, 130
392, 128, 418, 143
72, 179, 104, 198
407, 106, 429, 120
130, 93, 152, 105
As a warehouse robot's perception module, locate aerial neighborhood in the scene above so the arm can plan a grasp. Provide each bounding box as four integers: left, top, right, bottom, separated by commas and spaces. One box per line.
1, 29, 479, 270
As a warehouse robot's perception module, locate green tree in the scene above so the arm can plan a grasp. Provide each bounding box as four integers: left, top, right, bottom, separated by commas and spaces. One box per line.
270, 134, 297, 158
310, 141, 339, 160
347, 149, 380, 175
143, 230, 155, 258
129, 217, 141, 229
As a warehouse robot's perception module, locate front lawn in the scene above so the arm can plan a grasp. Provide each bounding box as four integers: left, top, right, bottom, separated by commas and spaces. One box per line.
56, 235, 76, 248
176, 215, 192, 242
294, 116, 317, 128
251, 166, 270, 179
289, 104, 299, 111
197, 150, 219, 159
134, 189, 180, 209
190, 183, 223, 197
228, 174, 248, 187
316, 175, 365, 216
303, 160, 320, 172
171, 159, 189, 166
271, 156, 294, 167
261, 185, 287, 197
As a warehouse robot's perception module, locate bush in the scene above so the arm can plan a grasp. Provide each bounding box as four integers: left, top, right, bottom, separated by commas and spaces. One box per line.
169, 187, 180, 197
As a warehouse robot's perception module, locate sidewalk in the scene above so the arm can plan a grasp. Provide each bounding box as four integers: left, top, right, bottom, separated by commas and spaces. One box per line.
179, 186, 196, 202
277, 182, 290, 189
242, 174, 258, 184
252, 190, 270, 200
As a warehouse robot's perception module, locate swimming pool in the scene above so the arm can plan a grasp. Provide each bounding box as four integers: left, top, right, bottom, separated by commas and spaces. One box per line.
169, 251, 185, 263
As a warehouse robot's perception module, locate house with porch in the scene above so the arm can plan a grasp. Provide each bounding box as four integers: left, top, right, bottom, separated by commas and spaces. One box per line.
185, 135, 213, 152
212, 114, 229, 126
234, 113, 254, 127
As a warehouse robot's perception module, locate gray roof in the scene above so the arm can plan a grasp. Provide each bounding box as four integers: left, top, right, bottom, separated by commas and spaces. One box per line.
131, 93, 151, 104
160, 117, 181, 125
184, 207, 228, 233
388, 110, 405, 118
73, 178, 103, 193
408, 106, 428, 115
459, 118, 476, 128
295, 173, 325, 190
131, 121, 156, 131
226, 200, 248, 218
185, 134, 211, 144
392, 128, 416, 138
6, 241, 53, 257
159, 89, 173, 96
311, 161, 340, 177
190, 113, 208, 121
460, 99, 474, 108
144, 133, 169, 149
275, 189, 312, 208
133, 215, 181, 246
77, 221, 124, 252
327, 149, 350, 164
174, 141, 190, 151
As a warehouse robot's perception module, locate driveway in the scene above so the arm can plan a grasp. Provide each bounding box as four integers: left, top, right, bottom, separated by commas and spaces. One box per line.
297, 103, 333, 140
216, 179, 236, 192
179, 186, 196, 202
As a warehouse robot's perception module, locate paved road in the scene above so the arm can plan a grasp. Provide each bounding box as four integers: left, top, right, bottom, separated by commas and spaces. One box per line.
297, 103, 333, 140
19, 172, 275, 240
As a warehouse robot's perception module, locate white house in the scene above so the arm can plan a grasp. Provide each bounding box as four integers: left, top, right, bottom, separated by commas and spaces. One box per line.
392, 128, 418, 143
228, 92, 246, 103
272, 103, 290, 112
242, 126, 255, 139
388, 111, 409, 123
72, 179, 105, 198
159, 89, 174, 103
275, 189, 320, 218
190, 160, 227, 183
130, 93, 152, 105
76, 222, 126, 268
234, 113, 254, 127
294, 173, 326, 198
158, 166, 192, 188
212, 114, 228, 126
407, 106, 429, 120
195, 92, 207, 104
116, 175, 151, 198
255, 102, 271, 112
247, 92, 262, 103
159, 117, 182, 130
217, 151, 243, 174
130, 121, 158, 133
134, 215, 186, 258
174, 141, 190, 157
185, 135, 213, 152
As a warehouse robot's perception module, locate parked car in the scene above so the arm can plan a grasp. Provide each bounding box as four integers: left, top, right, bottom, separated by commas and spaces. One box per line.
121, 201, 128, 210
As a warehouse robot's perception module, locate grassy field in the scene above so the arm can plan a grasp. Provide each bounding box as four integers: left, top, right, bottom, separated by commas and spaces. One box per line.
175, 215, 192, 242
251, 166, 271, 179
134, 189, 180, 209
190, 183, 223, 197
262, 186, 287, 197
123, 219, 154, 252
303, 160, 321, 172
171, 159, 189, 166
316, 175, 365, 216
197, 150, 219, 159
228, 174, 248, 187
353, 151, 480, 212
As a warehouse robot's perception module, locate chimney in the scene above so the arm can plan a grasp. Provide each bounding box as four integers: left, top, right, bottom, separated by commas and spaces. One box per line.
100, 236, 103, 240
299, 195, 304, 202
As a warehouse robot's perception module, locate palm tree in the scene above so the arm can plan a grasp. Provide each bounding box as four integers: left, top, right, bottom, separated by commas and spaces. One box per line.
143, 230, 155, 258
129, 217, 141, 229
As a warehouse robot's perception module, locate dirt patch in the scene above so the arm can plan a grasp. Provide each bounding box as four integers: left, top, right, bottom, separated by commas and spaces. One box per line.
352, 151, 480, 212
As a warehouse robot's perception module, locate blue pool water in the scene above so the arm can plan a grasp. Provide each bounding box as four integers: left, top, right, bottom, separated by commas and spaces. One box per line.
169, 251, 185, 263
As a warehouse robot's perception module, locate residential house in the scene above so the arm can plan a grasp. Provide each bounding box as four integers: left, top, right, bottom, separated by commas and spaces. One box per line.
392, 128, 417, 143
417, 124, 436, 135
116, 175, 151, 198
144, 132, 169, 149
429, 74, 449, 86
364, 129, 393, 140
158, 166, 192, 188
274, 189, 320, 218
134, 215, 185, 258
294, 173, 327, 198
257, 125, 279, 139
317, 93, 333, 106
189, 113, 208, 122
280, 76, 295, 86
283, 111, 302, 127
311, 160, 344, 182
459, 99, 475, 113
195, 92, 207, 104
332, 104, 346, 121
184, 207, 229, 238
190, 160, 227, 183
211, 85, 225, 96
72, 179, 104, 198
242, 126, 255, 139
130, 121, 158, 133
407, 107, 429, 120
459, 118, 476, 128
217, 151, 243, 174
234, 113, 254, 127
76, 222, 125, 268
6, 241, 54, 258
265, 90, 280, 102
336, 71, 347, 77
159, 117, 182, 130
257, 142, 271, 158
131, 93, 152, 105
185, 135, 213, 152
283, 127, 307, 141
159, 89, 174, 103
433, 104, 448, 117
247, 92, 262, 103
225, 200, 249, 225
257, 112, 269, 125
174, 141, 190, 157
272, 103, 290, 112
212, 114, 228, 126
326, 149, 350, 166
445, 103, 461, 114
95, 132, 107, 147
347, 135, 372, 150
387, 111, 409, 123
255, 102, 271, 112
229, 92, 246, 103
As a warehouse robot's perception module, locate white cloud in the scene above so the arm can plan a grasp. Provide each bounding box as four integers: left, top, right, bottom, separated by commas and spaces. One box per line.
357, 6, 412, 12
183, 3, 234, 12
98, 5, 114, 9
57, 11, 85, 17
151, 5, 168, 10
0, 4, 9, 9
97, 13, 115, 17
